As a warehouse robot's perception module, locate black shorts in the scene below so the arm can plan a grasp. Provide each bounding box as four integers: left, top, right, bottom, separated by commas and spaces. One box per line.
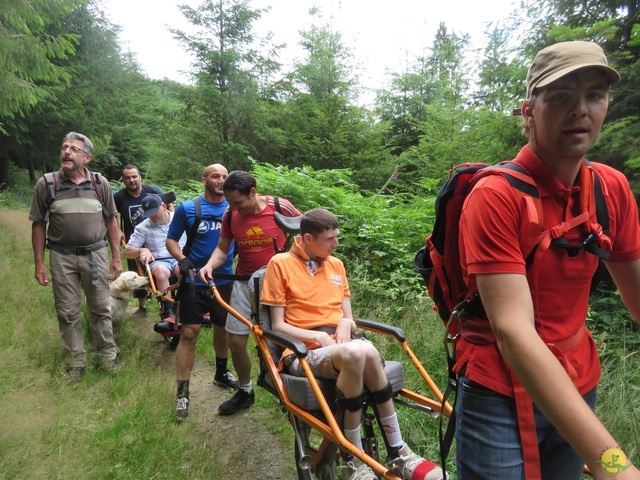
179, 282, 233, 326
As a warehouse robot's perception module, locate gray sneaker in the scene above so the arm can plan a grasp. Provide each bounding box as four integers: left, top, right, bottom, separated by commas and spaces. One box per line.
174, 395, 189, 422
341, 457, 376, 480
212, 370, 240, 390
102, 358, 122, 374
66, 366, 85, 383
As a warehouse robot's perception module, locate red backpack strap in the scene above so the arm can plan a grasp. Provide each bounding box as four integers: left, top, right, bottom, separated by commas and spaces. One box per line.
511, 370, 542, 479
582, 162, 612, 257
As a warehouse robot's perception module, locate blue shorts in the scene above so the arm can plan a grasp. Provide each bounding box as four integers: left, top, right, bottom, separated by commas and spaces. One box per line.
150, 258, 178, 274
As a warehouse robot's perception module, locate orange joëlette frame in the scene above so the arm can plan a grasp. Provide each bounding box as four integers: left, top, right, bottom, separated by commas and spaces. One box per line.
208, 281, 451, 479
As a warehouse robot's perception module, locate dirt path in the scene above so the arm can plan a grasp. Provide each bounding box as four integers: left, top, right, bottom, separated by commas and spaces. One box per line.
138, 326, 297, 479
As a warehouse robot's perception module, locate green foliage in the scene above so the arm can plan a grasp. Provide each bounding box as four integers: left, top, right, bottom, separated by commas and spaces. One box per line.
588, 287, 640, 362
171, 0, 282, 170
273, 15, 379, 175
0, 0, 83, 122
0, 0, 87, 187
587, 286, 640, 460
474, 27, 528, 112
250, 162, 435, 302
374, 24, 472, 156
391, 105, 523, 195
0, 165, 33, 208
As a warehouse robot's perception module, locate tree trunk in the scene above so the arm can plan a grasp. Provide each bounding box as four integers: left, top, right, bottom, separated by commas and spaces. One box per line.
0, 154, 10, 189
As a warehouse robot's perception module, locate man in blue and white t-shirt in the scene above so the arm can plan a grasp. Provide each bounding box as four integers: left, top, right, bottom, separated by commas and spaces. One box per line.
166, 164, 237, 421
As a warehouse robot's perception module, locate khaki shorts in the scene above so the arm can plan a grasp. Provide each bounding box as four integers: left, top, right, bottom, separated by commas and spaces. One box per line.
283, 338, 383, 380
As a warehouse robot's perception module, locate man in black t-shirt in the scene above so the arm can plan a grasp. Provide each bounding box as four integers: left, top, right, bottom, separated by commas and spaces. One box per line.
113, 164, 163, 315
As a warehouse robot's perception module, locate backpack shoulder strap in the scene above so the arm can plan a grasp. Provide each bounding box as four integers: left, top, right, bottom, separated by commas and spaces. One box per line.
142, 184, 155, 194
274, 196, 282, 214
226, 205, 233, 229
90, 171, 103, 204
182, 196, 202, 256
585, 161, 611, 258
114, 187, 126, 230
43, 172, 57, 206
491, 162, 539, 197
590, 164, 609, 231
43, 172, 58, 222
472, 162, 544, 256
89, 171, 108, 218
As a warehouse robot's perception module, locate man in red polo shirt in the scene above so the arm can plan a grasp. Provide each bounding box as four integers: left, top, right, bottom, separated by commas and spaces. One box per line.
199, 170, 301, 416
455, 41, 640, 480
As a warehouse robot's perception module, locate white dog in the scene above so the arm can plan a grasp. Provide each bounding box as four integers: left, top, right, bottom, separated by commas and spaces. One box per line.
110, 271, 150, 341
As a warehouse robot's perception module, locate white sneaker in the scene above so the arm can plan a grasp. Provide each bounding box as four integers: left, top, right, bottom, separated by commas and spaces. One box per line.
341, 457, 377, 480
388, 443, 446, 480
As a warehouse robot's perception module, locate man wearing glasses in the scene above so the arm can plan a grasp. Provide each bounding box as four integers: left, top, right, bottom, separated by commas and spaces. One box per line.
29, 132, 123, 383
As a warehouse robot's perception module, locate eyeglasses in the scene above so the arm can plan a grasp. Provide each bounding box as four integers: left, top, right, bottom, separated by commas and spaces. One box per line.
60, 144, 87, 155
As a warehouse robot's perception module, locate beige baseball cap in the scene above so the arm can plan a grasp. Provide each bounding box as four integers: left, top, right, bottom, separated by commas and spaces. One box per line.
526, 41, 620, 98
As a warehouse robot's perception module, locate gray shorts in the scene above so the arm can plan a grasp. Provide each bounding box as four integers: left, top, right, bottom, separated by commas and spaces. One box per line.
225, 280, 253, 335
284, 338, 383, 380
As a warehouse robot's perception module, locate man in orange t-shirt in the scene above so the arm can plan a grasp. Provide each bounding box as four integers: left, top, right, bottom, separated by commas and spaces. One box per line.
261, 209, 445, 480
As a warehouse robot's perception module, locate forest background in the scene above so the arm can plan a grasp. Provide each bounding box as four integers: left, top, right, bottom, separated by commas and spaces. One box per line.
1, 0, 639, 475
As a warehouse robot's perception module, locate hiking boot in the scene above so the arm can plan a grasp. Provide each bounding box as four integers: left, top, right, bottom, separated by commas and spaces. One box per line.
201, 313, 212, 328
66, 366, 85, 383
387, 443, 446, 480
102, 358, 122, 374
218, 388, 255, 416
340, 457, 376, 480
212, 370, 240, 390
132, 307, 148, 318
174, 395, 189, 422
153, 319, 176, 333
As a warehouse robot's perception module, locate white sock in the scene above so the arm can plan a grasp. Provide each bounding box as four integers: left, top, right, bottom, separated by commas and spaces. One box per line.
240, 381, 252, 393
380, 413, 403, 448
344, 426, 363, 451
